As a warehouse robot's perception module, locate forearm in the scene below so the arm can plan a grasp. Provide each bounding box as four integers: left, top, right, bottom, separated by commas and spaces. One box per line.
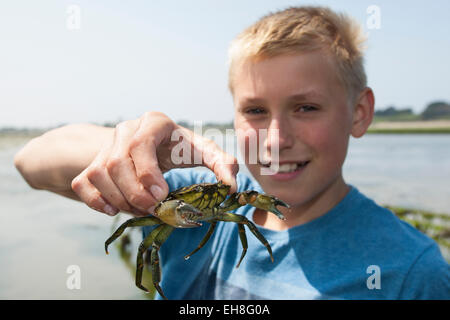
14, 123, 113, 197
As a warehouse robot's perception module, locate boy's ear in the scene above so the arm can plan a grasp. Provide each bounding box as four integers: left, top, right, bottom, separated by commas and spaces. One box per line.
351, 87, 375, 138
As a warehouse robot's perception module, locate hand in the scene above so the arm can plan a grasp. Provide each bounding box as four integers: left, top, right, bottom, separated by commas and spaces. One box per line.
71, 112, 238, 216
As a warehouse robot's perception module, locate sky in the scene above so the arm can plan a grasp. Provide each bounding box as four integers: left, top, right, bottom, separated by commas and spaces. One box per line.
1, 0, 449, 128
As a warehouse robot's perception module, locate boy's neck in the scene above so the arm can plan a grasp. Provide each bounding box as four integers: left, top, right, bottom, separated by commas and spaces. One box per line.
253, 178, 350, 231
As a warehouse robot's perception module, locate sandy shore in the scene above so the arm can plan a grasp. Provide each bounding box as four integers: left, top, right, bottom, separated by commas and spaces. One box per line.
370, 120, 450, 129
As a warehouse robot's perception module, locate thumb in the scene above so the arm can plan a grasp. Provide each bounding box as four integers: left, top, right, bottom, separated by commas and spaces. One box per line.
215, 160, 239, 194
198, 138, 239, 194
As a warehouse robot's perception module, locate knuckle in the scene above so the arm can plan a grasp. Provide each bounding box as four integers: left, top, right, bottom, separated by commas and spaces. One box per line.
137, 168, 155, 183
106, 157, 122, 174
86, 165, 104, 181
71, 176, 84, 192
128, 135, 145, 151
87, 193, 103, 211
128, 193, 148, 208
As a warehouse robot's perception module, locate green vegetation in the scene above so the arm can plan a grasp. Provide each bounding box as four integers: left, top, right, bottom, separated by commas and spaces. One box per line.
368, 101, 450, 134
386, 206, 450, 262
373, 107, 418, 122
367, 127, 450, 134
374, 101, 450, 122
372, 114, 420, 123
421, 101, 450, 120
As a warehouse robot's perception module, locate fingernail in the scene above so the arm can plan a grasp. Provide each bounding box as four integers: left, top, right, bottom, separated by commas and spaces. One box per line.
147, 205, 156, 214
150, 185, 165, 201
104, 204, 119, 216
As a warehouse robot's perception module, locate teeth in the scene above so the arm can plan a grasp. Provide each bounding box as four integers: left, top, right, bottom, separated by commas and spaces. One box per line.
277, 163, 298, 173
266, 161, 309, 173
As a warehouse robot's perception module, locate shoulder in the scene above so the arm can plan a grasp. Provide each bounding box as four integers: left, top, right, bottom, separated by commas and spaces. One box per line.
346, 186, 449, 298
346, 186, 437, 253
398, 243, 450, 299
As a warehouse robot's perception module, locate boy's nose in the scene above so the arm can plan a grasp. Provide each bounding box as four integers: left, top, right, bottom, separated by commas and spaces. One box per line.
264, 118, 295, 153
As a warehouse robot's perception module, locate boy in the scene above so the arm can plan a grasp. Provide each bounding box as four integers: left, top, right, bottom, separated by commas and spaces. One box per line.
15, 6, 449, 299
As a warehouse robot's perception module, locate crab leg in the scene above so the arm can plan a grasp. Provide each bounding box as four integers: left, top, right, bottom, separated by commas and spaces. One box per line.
236, 224, 247, 268
184, 221, 217, 260
105, 216, 161, 254
135, 225, 165, 293
150, 224, 174, 300
185, 222, 248, 268
221, 191, 289, 220
216, 212, 273, 264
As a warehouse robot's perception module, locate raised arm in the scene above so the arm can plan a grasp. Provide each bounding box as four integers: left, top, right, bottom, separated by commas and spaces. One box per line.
14, 112, 239, 217
14, 123, 112, 200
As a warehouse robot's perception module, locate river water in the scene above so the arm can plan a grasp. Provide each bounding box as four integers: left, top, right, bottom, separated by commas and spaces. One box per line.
0, 134, 449, 299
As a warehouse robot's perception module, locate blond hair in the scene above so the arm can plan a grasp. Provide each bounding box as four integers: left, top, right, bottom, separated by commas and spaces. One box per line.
228, 6, 367, 101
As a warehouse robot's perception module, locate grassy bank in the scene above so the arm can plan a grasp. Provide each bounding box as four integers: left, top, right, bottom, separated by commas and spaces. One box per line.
367, 127, 450, 134
368, 120, 450, 134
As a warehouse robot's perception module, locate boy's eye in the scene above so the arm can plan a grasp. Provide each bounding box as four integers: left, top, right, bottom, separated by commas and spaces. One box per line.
243, 107, 266, 115
295, 105, 317, 113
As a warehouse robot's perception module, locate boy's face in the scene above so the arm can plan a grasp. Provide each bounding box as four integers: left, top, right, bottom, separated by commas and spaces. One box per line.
233, 51, 354, 208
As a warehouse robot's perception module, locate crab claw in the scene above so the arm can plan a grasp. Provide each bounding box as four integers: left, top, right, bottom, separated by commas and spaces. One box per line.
154, 199, 203, 228
241, 191, 290, 220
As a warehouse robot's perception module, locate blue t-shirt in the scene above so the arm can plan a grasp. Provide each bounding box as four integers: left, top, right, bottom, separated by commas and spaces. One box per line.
143, 168, 450, 300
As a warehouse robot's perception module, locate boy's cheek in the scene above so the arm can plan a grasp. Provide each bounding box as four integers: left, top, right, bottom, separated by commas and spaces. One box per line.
298, 120, 349, 172
316, 127, 350, 168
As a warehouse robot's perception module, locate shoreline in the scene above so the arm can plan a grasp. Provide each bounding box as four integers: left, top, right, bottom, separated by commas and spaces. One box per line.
2, 119, 450, 136
368, 120, 450, 134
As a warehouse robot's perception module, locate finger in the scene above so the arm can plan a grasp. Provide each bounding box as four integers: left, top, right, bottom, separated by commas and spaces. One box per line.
129, 112, 173, 200
107, 121, 159, 212
86, 164, 131, 213
71, 174, 119, 216
195, 138, 239, 194
84, 140, 132, 213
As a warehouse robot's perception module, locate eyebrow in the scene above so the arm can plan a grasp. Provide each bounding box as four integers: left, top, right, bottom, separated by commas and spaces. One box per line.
239, 90, 325, 104
287, 90, 325, 101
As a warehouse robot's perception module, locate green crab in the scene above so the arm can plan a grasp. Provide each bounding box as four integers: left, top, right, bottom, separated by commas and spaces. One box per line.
104, 181, 289, 300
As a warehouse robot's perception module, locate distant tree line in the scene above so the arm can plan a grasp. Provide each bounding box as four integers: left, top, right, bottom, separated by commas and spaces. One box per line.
375, 101, 450, 120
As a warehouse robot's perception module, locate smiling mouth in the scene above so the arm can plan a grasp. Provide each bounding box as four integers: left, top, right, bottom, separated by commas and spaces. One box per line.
259, 160, 310, 173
